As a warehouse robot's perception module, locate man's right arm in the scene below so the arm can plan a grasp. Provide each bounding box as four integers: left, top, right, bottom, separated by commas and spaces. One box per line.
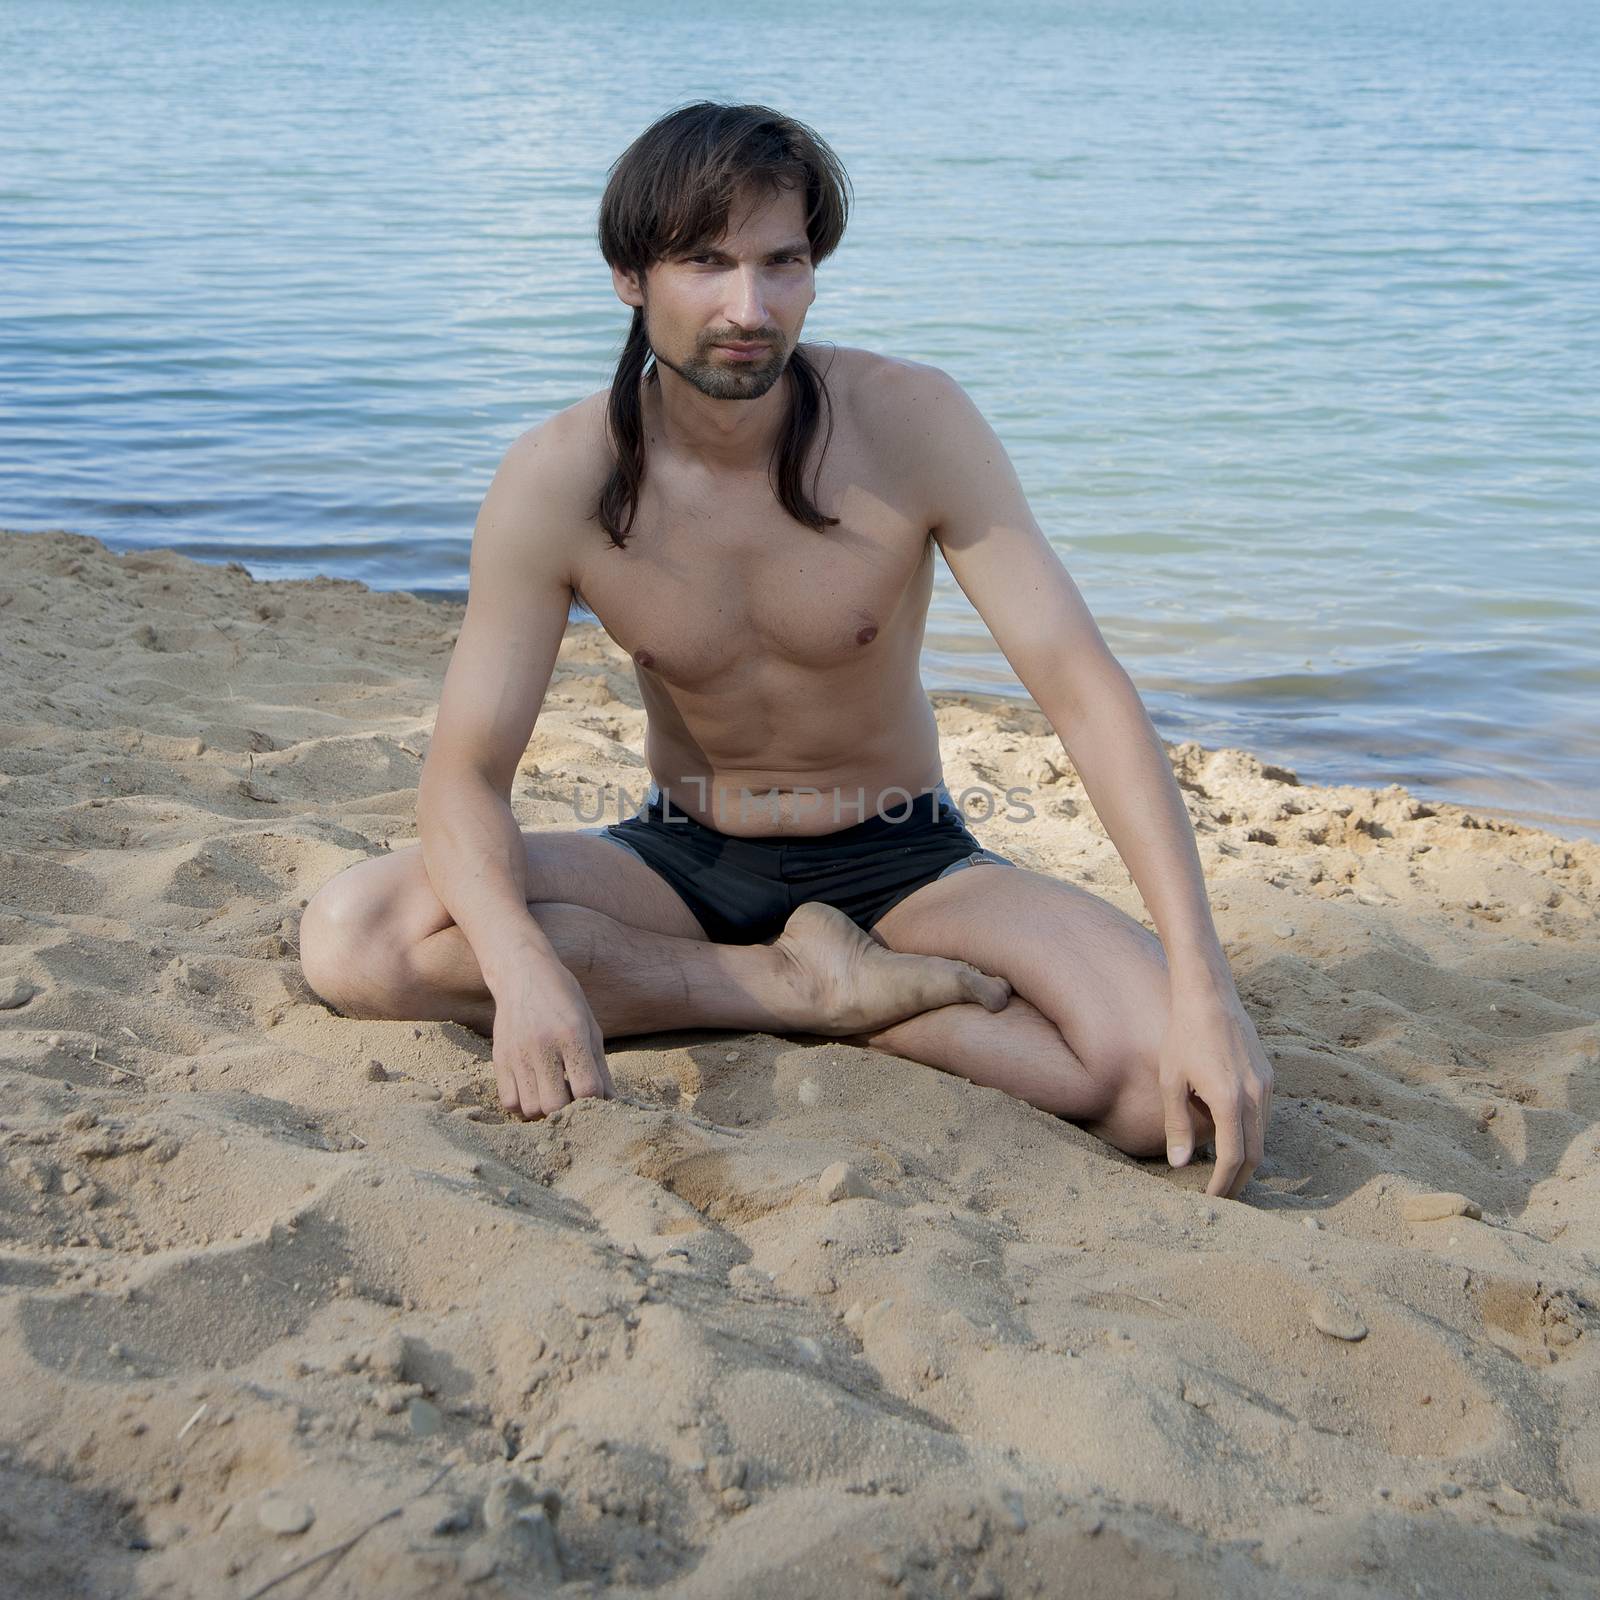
414, 409, 610, 1115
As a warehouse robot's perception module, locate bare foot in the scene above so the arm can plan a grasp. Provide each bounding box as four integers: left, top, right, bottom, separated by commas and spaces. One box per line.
770, 901, 1011, 1035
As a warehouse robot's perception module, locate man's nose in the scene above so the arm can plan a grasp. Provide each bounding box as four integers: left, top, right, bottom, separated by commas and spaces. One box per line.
724, 266, 770, 330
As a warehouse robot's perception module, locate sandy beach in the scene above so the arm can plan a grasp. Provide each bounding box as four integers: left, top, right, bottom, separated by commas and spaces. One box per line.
1, 525, 1597, 1598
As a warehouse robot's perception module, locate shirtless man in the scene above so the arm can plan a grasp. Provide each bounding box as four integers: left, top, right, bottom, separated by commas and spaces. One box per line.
299, 101, 1274, 1199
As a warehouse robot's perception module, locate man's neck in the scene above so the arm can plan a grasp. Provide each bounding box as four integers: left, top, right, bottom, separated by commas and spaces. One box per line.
647, 358, 795, 474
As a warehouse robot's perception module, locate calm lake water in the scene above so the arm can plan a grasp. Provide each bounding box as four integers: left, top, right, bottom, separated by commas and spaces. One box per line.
3, 1, 1597, 838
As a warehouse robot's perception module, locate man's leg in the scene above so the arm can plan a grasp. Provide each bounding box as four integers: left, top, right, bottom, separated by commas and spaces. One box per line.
298, 832, 1009, 1038
845, 861, 1216, 1159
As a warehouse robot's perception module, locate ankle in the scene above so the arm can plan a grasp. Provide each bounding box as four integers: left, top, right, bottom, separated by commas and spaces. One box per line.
748, 937, 819, 1028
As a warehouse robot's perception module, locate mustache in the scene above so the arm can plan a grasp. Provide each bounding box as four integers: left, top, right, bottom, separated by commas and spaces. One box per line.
702, 331, 783, 348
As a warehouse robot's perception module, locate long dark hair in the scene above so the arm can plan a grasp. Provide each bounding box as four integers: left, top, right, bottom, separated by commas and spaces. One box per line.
595, 102, 853, 549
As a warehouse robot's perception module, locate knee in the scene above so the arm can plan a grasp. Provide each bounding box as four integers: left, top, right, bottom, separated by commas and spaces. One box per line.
1085, 1050, 1218, 1162
1082, 1059, 1166, 1158
298, 873, 402, 1017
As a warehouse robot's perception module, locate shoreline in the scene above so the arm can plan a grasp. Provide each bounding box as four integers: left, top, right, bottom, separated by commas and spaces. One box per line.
15, 524, 1600, 851
2, 526, 1597, 1597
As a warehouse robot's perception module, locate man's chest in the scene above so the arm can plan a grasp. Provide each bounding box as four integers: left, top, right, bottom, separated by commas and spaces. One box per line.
571, 466, 936, 691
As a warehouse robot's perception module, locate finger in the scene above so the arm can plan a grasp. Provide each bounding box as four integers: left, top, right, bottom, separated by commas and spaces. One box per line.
514, 1061, 544, 1120
563, 1035, 609, 1102
577, 1014, 614, 1097
496, 1032, 539, 1120
1230, 1099, 1265, 1200
592, 1027, 617, 1097
1228, 1159, 1258, 1202
1226, 1148, 1257, 1202
533, 1042, 573, 1118
493, 1054, 522, 1117
1160, 1075, 1198, 1168
1246, 1090, 1266, 1165
1205, 1092, 1246, 1198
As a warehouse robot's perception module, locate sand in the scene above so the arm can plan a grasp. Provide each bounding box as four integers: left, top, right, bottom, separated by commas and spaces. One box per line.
1, 525, 1597, 1599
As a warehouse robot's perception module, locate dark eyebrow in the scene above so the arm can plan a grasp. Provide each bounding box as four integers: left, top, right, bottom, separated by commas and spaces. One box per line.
683, 239, 812, 259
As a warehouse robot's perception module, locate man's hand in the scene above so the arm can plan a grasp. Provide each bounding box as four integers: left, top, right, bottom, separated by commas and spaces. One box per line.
1158, 987, 1274, 1199
490, 962, 614, 1120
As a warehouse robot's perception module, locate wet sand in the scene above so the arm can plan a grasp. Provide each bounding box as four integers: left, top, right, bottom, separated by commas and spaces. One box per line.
2, 527, 1597, 1597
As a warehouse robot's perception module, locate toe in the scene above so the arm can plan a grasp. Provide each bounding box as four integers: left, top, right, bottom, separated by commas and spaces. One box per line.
921, 957, 1010, 1015
967, 967, 1011, 1012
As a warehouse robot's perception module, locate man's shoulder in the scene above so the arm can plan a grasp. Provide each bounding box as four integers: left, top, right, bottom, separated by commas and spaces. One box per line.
499, 393, 612, 508
804, 343, 955, 406
812, 347, 973, 471
473, 397, 610, 576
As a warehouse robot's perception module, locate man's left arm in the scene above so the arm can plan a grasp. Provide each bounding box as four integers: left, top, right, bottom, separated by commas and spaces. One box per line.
892, 363, 1273, 1198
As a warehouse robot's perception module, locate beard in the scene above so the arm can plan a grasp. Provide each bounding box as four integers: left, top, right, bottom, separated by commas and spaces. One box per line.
650, 333, 789, 401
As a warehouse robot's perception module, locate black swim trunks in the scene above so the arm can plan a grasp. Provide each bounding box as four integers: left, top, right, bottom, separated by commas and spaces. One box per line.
581, 781, 1014, 945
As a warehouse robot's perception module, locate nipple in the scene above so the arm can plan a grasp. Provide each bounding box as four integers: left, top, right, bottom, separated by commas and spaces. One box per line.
633, 647, 656, 670
855, 624, 878, 646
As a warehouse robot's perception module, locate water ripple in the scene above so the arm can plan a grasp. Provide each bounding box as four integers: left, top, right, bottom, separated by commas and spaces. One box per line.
2, 0, 1597, 838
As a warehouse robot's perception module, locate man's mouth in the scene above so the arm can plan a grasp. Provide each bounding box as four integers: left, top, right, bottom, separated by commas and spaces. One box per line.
715, 341, 771, 355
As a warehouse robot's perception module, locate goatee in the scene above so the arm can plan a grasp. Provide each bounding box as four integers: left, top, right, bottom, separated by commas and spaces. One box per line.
652, 341, 788, 401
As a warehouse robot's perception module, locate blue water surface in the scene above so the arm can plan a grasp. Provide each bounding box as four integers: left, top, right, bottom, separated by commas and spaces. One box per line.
2, 0, 1597, 836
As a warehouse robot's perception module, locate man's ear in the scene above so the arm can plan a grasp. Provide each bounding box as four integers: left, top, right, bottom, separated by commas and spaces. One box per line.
611, 264, 645, 309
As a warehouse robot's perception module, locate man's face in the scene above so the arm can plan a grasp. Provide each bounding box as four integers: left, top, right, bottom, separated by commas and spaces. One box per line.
613, 183, 817, 402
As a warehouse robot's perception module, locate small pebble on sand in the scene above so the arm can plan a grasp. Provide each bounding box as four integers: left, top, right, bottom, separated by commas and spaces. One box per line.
408, 1398, 443, 1436
257, 1495, 315, 1535
1309, 1287, 1368, 1342
0, 978, 37, 1010
1400, 1191, 1481, 1222
819, 1161, 871, 1203
432, 1503, 475, 1536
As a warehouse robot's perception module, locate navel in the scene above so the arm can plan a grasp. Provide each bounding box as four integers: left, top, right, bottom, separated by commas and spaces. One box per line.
855, 624, 878, 646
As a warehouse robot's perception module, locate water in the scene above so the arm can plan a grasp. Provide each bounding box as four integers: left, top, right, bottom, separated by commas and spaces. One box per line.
3, 0, 1597, 839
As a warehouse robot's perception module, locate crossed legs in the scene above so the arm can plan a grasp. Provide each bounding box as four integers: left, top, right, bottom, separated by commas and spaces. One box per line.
301, 831, 1009, 1040
298, 829, 1185, 1155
